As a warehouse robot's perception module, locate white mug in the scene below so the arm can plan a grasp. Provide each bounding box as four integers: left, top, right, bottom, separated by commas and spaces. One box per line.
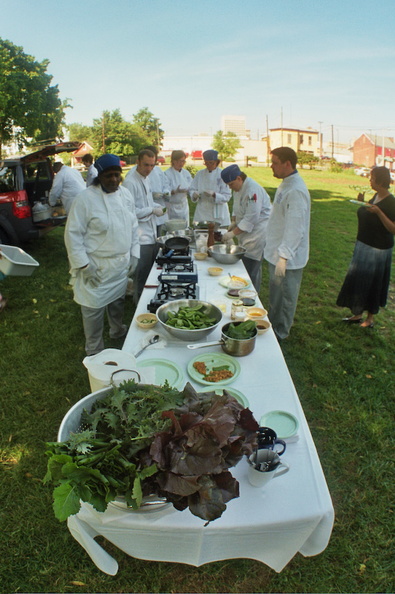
247, 449, 289, 488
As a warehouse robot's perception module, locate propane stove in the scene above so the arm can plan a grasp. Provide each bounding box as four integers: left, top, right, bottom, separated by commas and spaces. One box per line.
148, 261, 199, 313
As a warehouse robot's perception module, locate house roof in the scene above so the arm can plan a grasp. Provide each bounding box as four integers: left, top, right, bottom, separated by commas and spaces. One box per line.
361, 134, 395, 150
72, 141, 94, 157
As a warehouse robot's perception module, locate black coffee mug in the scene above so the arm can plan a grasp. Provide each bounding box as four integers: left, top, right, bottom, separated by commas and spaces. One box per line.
257, 426, 286, 455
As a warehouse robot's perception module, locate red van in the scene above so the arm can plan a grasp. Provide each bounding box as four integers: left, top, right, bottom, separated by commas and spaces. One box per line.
0, 141, 81, 245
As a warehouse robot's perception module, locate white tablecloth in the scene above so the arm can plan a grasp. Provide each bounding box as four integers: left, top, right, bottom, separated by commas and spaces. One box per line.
68, 255, 334, 575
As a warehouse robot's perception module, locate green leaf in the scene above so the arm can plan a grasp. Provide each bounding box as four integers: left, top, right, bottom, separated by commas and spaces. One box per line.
52, 482, 81, 521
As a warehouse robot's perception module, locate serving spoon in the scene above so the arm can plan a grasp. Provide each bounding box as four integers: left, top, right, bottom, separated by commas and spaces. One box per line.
135, 334, 160, 358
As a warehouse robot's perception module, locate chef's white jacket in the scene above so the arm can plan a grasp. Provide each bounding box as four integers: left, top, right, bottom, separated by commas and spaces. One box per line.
189, 167, 231, 226
264, 171, 310, 270
164, 167, 192, 223
149, 166, 171, 226
64, 184, 140, 309
232, 177, 272, 261
122, 168, 161, 245
48, 165, 85, 213
85, 164, 98, 187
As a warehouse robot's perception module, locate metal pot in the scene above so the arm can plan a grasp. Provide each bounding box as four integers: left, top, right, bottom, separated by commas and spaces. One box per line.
187, 322, 257, 357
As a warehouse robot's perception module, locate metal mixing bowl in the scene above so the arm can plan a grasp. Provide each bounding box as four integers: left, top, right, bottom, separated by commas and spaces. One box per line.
156, 299, 222, 342
208, 244, 246, 264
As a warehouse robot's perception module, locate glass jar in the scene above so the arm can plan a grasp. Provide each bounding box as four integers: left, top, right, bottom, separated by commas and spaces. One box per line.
231, 299, 244, 320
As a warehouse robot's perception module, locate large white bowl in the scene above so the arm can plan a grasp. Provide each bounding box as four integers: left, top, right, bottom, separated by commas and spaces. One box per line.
156, 299, 222, 341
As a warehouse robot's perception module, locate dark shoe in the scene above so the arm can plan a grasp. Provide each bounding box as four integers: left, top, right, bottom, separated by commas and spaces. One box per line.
342, 317, 362, 324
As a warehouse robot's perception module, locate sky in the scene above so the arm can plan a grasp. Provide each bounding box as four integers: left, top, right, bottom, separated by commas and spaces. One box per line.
1, 0, 395, 146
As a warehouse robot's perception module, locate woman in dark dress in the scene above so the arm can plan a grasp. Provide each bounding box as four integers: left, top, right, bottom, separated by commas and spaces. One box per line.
337, 166, 395, 328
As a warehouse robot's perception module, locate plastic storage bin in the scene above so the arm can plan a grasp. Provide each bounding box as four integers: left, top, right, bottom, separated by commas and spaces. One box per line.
0, 244, 39, 276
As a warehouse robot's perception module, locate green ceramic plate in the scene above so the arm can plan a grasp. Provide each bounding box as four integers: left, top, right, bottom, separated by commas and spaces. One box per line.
259, 410, 299, 439
187, 352, 241, 386
199, 387, 249, 408
137, 358, 184, 389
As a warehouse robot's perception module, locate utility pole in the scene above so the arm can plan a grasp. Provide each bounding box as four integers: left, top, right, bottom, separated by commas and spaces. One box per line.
331, 125, 334, 160
266, 115, 270, 166
101, 115, 105, 153
318, 121, 323, 160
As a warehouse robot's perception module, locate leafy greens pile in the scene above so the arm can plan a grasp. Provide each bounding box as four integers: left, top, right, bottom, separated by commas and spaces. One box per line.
45, 381, 258, 523
224, 320, 257, 339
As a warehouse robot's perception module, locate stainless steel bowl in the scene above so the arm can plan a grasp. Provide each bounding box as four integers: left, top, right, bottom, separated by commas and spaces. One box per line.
156, 299, 222, 342
208, 244, 246, 264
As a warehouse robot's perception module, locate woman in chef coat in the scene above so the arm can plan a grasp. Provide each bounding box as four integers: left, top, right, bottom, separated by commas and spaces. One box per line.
189, 149, 231, 226
221, 164, 272, 291
64, 154, 140, 356
164, 150, 192, 224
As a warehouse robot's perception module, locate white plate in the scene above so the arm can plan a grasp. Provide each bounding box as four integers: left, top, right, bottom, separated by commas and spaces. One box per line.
218, 275, 250, 289
137, 358, 184, 389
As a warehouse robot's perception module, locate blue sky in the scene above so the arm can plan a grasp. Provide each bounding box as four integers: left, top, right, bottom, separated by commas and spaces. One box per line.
1, 0, 395, 144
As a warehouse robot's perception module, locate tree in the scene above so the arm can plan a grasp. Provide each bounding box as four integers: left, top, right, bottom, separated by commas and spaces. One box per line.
212, 131, 241, 162
0, 38, 67, 157
133, 107, 164, 149
91, 109, 151, 157
68, 122, 95, 147
297, 151, 319, 170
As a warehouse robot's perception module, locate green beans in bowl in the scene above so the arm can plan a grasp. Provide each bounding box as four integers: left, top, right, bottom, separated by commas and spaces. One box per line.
156, 299, 223, 341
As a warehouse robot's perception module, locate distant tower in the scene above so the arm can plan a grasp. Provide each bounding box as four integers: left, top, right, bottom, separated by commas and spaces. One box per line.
221, 115, 248, 137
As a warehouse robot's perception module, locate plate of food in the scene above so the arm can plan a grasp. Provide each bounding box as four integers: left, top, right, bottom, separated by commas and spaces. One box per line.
218, 275, 250, 289
199, 386, 249, 407
187, 352, 241, 386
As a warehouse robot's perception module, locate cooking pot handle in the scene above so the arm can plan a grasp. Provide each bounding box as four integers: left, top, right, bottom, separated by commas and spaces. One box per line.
110, 369, 141, 384
187, 340, 224, 349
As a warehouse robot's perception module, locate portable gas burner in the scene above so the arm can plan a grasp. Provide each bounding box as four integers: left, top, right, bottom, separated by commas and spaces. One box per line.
156, 247, 192, 266
148, 273, 199, 313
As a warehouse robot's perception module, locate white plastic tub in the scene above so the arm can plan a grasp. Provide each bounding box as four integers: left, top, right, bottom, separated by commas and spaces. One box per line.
0, 244, 39, 276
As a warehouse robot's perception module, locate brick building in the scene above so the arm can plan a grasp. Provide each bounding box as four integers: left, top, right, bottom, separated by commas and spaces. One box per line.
353, 134, 395, 170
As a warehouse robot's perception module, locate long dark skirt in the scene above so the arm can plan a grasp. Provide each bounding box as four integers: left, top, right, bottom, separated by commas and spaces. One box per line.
336, 240, 393, 315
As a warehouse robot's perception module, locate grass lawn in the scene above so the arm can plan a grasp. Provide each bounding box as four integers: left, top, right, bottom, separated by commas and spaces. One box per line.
1, 167, 394, 593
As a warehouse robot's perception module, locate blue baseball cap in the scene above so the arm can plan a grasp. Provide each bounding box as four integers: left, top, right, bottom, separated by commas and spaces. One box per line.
95, 154, 122, 173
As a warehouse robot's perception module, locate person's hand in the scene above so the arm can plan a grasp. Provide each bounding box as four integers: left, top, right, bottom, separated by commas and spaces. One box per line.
192, 192, 200, 200
221, 231, 235, 242
152, 207, 164, 217
128, 255, 139, 276
81, 262, 100, 287
368, 204, 379, 215
178, 187, 188, 193
228, 222, 237, 231
152, 192, 163, 199
275, 257, 287, 277
357, 192, 365, 202
204, 190, 215, 198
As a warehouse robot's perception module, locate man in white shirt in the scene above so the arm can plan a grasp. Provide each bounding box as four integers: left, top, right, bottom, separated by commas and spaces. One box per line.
82, 154, 98, 187
48, 162, 85, 214
264, 147, 311, 340
123, 149, 164, 303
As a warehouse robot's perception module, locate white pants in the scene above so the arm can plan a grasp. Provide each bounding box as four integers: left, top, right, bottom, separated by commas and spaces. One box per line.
268, 264, 304, 340
81, 297, 126, 356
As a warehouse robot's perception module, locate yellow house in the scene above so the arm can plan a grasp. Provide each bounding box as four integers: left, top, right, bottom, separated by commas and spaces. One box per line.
269, 127, 320, 156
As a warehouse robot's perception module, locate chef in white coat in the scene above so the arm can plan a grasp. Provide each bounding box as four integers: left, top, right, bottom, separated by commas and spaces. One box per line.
49, 162, 85, 214
189, 149, 231, 226
164, 150, 192, 224
221, 164, 272, 291
64, 154, 140, 356
123, 149, 164, 303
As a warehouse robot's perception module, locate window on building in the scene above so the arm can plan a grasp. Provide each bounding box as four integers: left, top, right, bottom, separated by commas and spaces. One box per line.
287, 134, 292, 143
300, 134, 304, 144
308, 136, 312, 146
